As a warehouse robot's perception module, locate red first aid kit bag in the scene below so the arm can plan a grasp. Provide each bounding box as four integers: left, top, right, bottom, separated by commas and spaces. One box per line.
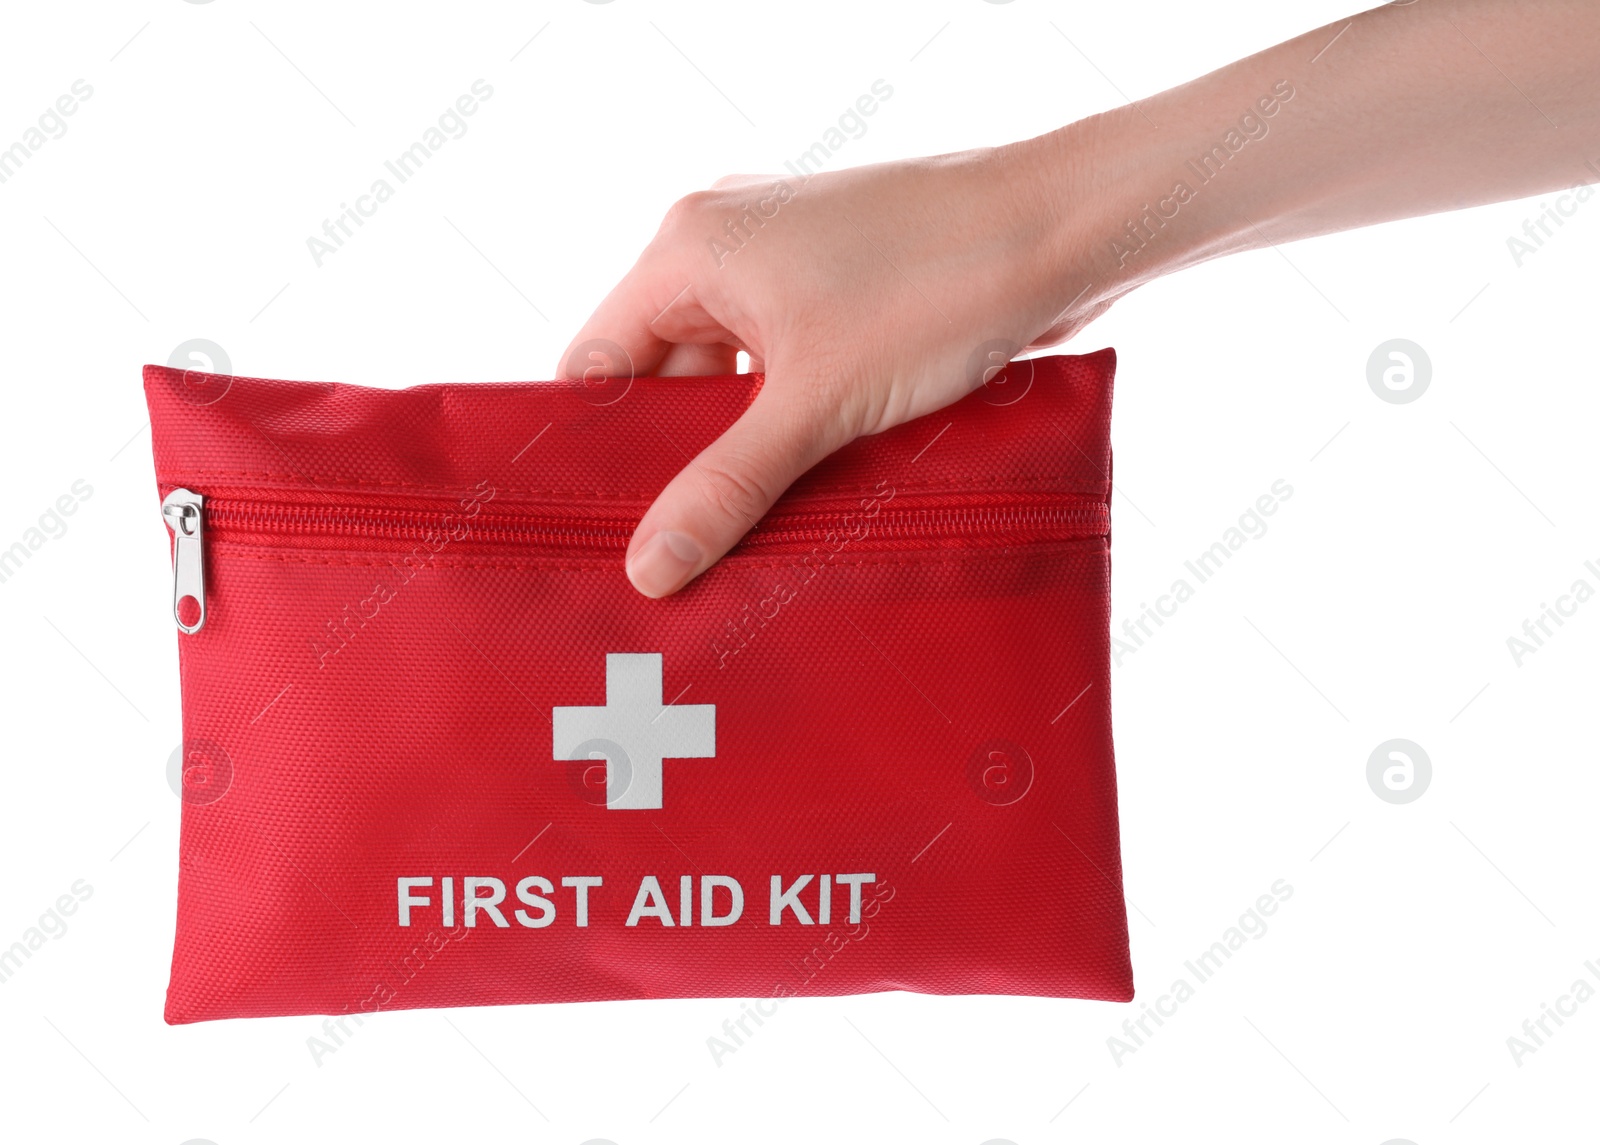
145, 350, 1131, 1024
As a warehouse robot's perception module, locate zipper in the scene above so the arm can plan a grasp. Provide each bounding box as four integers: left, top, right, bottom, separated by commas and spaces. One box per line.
158, 487, 1108, 634
161, 487, 207, 635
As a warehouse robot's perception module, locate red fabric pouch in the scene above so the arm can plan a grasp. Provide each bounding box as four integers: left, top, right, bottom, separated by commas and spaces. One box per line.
144, 350, 1131, 1024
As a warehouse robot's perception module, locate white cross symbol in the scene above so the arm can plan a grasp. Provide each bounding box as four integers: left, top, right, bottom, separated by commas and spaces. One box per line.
552, 653, 715, 810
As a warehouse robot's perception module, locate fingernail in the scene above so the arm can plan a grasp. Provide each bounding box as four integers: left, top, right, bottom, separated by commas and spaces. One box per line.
627, 530, 702, 598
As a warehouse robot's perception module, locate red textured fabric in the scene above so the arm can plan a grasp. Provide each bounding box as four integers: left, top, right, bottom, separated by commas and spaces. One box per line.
144, 351, 1132, 1024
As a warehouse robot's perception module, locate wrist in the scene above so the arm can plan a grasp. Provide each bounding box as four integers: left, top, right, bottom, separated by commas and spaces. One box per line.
1014, 89, 1303, 317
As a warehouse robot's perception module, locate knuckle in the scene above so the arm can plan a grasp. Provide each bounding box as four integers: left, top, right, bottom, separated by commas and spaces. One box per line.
660, 190, 716, 234
693, 459, 774, 530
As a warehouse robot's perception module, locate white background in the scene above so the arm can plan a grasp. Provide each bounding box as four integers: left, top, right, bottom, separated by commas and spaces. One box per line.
1, 2, 1596, 1142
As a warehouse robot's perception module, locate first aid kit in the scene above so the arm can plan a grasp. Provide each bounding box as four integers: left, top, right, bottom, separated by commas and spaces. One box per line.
145, 350, 1132, 1023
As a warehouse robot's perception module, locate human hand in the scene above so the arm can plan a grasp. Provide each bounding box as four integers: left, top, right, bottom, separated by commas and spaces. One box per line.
558, 139, 1109, 598
563, 1, 1600, 599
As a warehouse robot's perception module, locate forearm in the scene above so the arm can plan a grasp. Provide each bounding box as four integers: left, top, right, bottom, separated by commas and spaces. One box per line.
1021, 0, 1600, 307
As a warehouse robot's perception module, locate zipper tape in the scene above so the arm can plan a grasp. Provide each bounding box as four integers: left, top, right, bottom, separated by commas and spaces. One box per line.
161, 487, 1108, 635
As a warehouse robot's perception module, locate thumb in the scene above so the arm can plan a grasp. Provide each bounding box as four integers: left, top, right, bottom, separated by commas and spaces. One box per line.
626, 377, 850, 598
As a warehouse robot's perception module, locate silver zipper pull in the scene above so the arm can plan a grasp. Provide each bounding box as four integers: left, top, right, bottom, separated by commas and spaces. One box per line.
161, 488, 206, 634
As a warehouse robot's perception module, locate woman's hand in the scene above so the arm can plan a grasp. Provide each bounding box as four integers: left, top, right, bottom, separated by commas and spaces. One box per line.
564, 0, 1600, 598
557, 139, 1110, 598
